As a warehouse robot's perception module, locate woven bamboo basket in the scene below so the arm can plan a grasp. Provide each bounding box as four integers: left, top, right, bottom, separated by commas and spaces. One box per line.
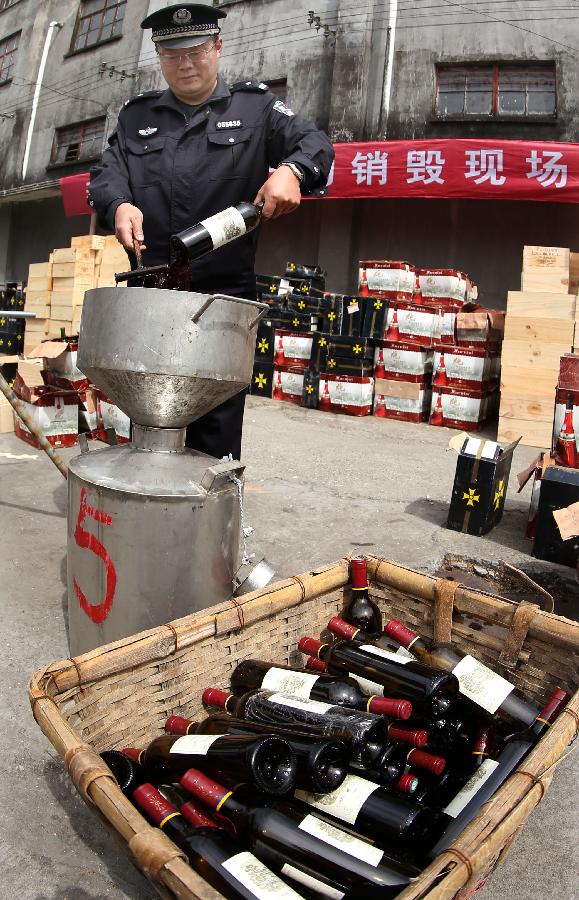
29, 554, 579, 900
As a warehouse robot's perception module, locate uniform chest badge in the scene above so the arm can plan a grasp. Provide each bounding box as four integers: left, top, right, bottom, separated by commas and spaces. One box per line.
138, 126, 158, 137
216, 120, 242, 129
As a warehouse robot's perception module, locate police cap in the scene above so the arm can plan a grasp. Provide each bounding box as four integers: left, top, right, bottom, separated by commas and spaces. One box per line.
141, 4, 226, 49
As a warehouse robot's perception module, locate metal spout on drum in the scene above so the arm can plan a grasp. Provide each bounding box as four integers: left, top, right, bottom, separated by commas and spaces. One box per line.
76, 288, 267, 429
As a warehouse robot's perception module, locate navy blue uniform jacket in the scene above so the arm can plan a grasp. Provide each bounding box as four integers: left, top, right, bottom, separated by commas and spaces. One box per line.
88, 77, 334, 296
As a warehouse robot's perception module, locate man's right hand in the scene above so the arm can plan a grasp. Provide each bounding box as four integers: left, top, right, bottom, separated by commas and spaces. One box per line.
114, 202, 146, 252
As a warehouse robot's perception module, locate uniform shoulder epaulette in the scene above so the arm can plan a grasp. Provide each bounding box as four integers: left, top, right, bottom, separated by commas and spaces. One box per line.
230, 80, 269, 93
122, 90, 163, 108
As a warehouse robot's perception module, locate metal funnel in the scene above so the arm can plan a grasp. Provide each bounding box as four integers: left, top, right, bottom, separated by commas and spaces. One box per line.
77, 288, 267, 428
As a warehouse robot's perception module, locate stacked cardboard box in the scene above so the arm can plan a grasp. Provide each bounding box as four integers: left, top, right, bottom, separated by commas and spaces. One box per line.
23, 235, 129, 352
498, 246, 577, 448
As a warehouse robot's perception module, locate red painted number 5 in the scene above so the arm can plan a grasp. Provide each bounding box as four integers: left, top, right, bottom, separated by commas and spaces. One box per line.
73, 486, 117, 624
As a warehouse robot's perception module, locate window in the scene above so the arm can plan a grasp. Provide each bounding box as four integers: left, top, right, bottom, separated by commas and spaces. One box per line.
436, 64, 556, 119
265, 78, 287, 104
0, 31, 19, 84
70, 0, 126, 52
51, 118, 106, 165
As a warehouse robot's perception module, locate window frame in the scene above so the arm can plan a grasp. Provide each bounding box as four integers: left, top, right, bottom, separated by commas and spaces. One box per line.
0, 0, 24, 14
49, 116, 107, 168
434, 62, 557, 122
0, 30, 20, 86
69, 0, 126, 55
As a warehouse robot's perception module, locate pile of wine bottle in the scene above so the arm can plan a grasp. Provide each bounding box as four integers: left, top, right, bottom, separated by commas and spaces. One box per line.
102, 556, 569, 900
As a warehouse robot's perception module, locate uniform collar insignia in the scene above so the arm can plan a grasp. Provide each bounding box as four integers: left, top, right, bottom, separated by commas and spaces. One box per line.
138, 126, 158, 137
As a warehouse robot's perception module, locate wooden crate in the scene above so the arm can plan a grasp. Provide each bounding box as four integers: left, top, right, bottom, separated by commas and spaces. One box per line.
500, 365, 560, 399
506, 292, 576, 319
503, 316, 575, 345
497, 418, 554, 449
53, 248, 95, 264
522, 246, 570, 269
52, 261, 95, 279
71, 235, 106, 251
521, 268, 570, 294
498, 394, 554, 423
28, 556, 579, 900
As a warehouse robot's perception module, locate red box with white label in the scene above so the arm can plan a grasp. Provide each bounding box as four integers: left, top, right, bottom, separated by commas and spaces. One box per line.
373, 377, 431, 423
429, 385, 499, 431
432, 344, 499, 393
417, 268, 473, 308
94, 389, 131, 442
273, 330, 314, 369
553, 387, 579, 451
320, 373, 374, 416
384, 302, 439, 347
558, 354, 579, 391
12, 371, 79, 448
358, 260, 415, 300
27, 337, 89, 391
272, 365, 304, 405
374, 340, 433, 382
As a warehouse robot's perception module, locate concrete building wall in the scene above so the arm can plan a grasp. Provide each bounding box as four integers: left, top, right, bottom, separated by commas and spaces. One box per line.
1, 0, 578, 302
387, 5, 578, 142
0, 0, 147, 191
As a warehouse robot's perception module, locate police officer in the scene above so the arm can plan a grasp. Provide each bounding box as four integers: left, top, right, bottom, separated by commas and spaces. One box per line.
88, 3, 333, 460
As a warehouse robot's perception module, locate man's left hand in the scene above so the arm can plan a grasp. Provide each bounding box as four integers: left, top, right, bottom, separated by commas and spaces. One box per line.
254, 166, 301, 220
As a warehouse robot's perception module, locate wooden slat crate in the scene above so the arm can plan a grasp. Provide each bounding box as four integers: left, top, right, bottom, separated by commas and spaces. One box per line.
28, 555, 579, 900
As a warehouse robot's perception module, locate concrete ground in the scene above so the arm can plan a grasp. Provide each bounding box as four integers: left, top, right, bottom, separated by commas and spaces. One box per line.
0, 396, 577, 899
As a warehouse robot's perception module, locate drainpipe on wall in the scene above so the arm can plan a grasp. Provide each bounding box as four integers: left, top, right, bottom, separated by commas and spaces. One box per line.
380, 0, 398, 138
22, 20, 61, 181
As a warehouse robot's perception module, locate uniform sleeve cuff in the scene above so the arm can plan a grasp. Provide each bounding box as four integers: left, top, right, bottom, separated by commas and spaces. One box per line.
281, 155, 322, 192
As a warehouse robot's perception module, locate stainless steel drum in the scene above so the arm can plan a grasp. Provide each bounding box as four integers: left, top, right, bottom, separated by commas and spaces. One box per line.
67, 288, 266, 656
67, 426, 242, 655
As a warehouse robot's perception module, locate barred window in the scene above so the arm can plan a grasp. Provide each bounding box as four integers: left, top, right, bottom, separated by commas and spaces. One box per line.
0, 31, 19, 84
71, 0, 126, 52
436, 64, 556, 119
51, 118, 106, 165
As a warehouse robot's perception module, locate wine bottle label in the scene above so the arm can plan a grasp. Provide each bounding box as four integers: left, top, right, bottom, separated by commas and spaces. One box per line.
348, 672, 384, 697
298, 814, 384, 866
260, 668, 319, 700
443, 759, 500, 818
281, 864, 345, 899
451, 655, 515, 714
199, 207, 247, 250
169, 734, 223, 755
223, 852, 304, 899
267, 694, 334, 714
295, 774, 380, 826
360, 645, 412, 665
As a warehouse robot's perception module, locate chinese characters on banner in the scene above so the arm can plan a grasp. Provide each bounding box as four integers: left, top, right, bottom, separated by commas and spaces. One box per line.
327, 139, 577, 201
62, 140, 579, 216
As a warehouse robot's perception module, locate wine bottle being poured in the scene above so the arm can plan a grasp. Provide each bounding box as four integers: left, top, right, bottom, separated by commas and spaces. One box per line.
114, 201, 264, 288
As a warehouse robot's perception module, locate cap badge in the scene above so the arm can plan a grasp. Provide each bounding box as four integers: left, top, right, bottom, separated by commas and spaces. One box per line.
139, 127, 158, 136
173, 8, 192, 23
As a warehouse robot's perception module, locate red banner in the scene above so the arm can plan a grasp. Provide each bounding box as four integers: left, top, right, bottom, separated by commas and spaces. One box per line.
60, 172, 92, 217
327, 139, 579, 203
62, 139, 579, 214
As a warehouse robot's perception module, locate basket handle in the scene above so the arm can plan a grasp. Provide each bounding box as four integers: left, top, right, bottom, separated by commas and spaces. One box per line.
498, 600, 541, 670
